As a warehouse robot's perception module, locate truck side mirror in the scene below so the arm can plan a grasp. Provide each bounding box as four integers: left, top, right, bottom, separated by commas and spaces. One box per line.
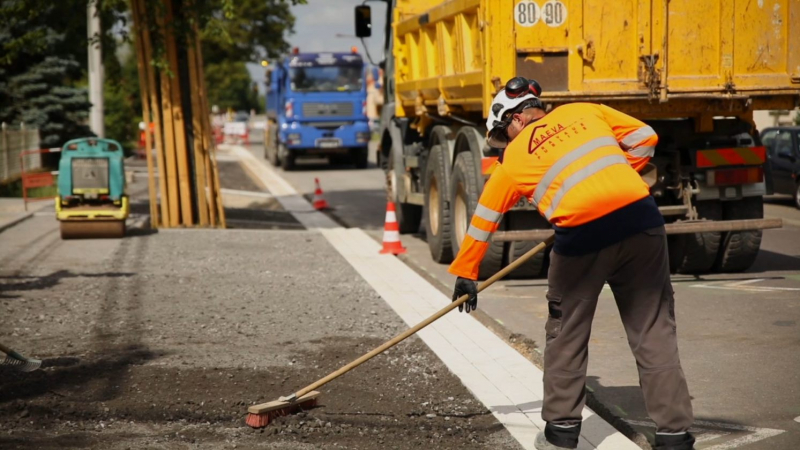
355, 5, 372, 38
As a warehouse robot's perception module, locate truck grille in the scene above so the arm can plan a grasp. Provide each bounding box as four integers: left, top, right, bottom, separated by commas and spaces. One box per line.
72, 158, 109, 192
301, 102, 354, 118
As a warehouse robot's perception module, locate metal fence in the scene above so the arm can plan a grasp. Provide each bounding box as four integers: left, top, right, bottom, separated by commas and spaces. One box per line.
1, 123, 42, 183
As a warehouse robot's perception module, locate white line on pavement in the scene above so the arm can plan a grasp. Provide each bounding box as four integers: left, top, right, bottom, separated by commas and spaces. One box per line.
624, 419, 784, 449
725, 278, 766, 287
220, 188, 275, 199
691, 284, 800, 292
322, 227, 637, 450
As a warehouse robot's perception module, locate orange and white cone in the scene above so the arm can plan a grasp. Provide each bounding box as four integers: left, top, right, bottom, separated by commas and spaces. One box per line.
379, 201, 407, 255
313, 178, 329, 210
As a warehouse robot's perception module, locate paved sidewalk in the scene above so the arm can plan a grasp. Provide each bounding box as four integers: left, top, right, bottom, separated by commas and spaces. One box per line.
0, 197, 53, 233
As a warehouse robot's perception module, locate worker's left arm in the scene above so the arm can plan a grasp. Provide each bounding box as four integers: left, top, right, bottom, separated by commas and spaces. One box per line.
448, 164, 522, 281
599, 104, 658, 172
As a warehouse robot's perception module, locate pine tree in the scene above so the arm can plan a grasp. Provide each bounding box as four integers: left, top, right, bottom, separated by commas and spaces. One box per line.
0, 2, 92, 147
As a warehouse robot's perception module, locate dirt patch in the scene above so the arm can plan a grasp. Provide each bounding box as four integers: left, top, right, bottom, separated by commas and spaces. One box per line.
218, 161, 265, 193
217, 160, 303, 230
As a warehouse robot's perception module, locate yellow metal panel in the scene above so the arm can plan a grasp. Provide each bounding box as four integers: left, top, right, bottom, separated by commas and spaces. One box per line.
438, 19, 455, 76
581, 0, 642, 84
461, 11, 482, 72
732, 0, 793, 87
664, 0, 723, 88
484, 0, 516, 115
390, 0, 800, 123
790, 0, 800, 81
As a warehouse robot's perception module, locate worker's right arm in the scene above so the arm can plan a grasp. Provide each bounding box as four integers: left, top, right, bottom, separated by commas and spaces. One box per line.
448, 164, 521, 280
599, 104, 658, 172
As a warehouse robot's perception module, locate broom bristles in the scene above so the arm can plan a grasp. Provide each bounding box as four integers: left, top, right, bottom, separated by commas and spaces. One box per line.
245, 397, 318, 428
1, 355, 42, 372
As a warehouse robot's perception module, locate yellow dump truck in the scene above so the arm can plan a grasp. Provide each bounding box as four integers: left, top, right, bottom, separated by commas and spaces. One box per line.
355, 0, 799, 277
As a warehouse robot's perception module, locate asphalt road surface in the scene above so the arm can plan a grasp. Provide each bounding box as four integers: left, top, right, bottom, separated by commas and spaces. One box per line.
0, 160, 526, 450
245, 137, 800, 450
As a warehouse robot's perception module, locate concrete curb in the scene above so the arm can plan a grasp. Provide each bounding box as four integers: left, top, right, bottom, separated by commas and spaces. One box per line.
0, 211, 35, 234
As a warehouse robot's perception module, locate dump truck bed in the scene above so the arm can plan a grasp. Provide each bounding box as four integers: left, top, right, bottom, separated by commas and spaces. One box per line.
393, 0, 800, 121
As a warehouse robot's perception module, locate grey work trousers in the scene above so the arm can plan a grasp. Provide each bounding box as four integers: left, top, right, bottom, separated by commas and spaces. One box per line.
543, 226, 694, 433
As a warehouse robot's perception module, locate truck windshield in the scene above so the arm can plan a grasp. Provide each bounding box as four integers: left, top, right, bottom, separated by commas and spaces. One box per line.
290, 66, 363, 92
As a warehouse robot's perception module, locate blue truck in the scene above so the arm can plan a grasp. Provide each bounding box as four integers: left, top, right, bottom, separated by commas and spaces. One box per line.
264, 49, 371, 170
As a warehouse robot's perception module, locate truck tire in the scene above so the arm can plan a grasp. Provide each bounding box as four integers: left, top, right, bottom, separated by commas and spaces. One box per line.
715, 196, 764, 272
673, 201, 722, 274
424, 145, 453, 263
353, 147, 369, 169
506, 211, 549, 279
450, 151, 505, 279
387, 150, 422, 234
279, 144, 295, 171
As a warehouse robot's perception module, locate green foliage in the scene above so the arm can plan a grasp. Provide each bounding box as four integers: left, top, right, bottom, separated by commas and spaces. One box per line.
200, 0, 301, 64
795, 109, 800, 125
199, 0, 304, 112
0, 1, 94, 147
205, 60, 260, 112
0, 0, 303, 149
104, 47, 142, 154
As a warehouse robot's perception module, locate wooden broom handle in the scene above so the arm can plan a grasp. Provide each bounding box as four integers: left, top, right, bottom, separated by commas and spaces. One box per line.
293, 235, 555, 399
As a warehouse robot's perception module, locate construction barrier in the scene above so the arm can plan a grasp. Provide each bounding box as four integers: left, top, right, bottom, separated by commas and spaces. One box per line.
20, 147, 61, 211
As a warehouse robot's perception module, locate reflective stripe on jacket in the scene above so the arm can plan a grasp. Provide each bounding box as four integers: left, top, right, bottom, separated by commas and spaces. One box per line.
448, 103, 656, 280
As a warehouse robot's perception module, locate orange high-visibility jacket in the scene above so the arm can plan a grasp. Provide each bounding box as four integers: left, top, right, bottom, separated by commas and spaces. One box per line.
449, 103, 657, 280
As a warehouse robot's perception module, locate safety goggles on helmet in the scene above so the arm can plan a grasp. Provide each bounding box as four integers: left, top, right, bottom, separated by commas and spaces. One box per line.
485, 77, 543, 149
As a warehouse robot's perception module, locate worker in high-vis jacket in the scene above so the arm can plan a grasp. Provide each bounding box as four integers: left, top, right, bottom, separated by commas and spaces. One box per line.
448, 78, 695, 450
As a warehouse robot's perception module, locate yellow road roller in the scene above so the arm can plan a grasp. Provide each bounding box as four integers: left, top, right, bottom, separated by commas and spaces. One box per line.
56, 138, 129, 239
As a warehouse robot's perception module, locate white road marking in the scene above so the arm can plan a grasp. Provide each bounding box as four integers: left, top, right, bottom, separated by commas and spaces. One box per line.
624, 419, 784, 449
794, 415, 800, 423
691, 284, 800, 292
725, 278, 766, 287
690, 277, 800, 293
323, 227, 637, 450
220, 188, 275, 199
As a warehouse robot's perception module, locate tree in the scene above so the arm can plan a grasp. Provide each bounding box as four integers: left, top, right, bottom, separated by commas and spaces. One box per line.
104, 43, 142, 152
0, 2, 93, 147
200, 0, 298, 63
205, 60, 259, 112
200, 0, 302, 112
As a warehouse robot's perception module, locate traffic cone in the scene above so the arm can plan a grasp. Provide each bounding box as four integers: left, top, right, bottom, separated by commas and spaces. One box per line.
313, 178, 329, 210
379, 201, 407, 255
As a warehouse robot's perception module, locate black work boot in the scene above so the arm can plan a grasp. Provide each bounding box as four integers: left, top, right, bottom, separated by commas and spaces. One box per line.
534, 423, 580, 449
654, 432, 696, 450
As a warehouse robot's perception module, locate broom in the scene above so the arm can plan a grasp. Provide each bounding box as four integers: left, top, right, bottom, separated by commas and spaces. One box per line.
0, 342, 42, 372
245, 235, 554, 428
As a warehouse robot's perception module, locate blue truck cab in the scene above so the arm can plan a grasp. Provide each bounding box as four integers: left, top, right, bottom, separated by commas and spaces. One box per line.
264, 49, 371, 170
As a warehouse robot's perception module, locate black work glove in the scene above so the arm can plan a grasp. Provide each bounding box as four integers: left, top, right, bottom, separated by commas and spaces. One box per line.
452, 277, 478, 313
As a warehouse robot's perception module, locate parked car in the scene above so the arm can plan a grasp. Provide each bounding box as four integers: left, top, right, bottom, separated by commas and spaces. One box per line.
761, 126, 800, 208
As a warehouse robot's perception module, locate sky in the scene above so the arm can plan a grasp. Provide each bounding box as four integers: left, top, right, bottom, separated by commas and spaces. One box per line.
247, 0, 388, 88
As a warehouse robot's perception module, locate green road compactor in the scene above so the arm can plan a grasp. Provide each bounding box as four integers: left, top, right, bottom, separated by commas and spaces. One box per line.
56, 138, 129, 239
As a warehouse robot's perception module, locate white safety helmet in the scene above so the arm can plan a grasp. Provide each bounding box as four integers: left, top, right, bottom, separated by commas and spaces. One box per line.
486, 77, 543, 148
